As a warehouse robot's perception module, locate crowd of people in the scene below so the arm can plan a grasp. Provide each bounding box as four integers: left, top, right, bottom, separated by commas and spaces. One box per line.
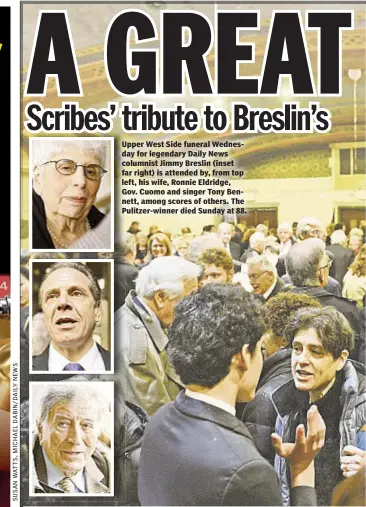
18, 216, 365, 505
117, 216, 366, 506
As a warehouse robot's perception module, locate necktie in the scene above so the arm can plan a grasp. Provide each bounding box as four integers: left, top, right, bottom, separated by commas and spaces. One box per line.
57, 476, 78, 493
63, 363, 85, 371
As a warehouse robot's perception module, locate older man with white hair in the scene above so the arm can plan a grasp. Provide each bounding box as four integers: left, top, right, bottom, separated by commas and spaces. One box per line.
240, 232, 265, 263
247, 256, 289, 300
277, 222, 295, 256
32, 384, 111, 494
296, 217, 322, 241
217, 222, 241, 260
115, 256, 200, 415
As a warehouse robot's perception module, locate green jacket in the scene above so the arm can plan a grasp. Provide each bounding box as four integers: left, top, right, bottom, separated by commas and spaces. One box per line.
115, 291, 183, 416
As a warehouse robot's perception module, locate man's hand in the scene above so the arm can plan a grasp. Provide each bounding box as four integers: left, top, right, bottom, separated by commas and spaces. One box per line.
271, 405, 326, 472
341, 445, 366, 478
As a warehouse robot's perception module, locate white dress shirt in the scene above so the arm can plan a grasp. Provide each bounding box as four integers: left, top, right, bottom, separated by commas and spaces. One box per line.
279, 239, 292, 256
263, 278, 278, 300
43, 449, 85, 492
185, 389, 236, 416
48, 342, 106, 372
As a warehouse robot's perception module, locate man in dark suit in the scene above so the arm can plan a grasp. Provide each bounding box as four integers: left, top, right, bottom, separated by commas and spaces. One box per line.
247, 256, 291, 300
217, 222, 241, 260
32, 262, 111, 372
32, 383, 111, 494
138, 284, 326, 506
327, 230, 354, 286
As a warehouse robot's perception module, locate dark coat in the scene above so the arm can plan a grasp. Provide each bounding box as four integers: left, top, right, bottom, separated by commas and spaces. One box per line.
32, 342, 111, 371
240, 248, 260, 263
32, 190, 105, 249
138, 391, 316, 506
242, 349, 292, 465
327, 245, 354, 286
267, 278, 292, 300
229, 241, 241, 261
114, 259, 139, 310
289, 286, 365, 364
273, 360, 366, 505
282, 273, 341, 297
115, 399, 149, 505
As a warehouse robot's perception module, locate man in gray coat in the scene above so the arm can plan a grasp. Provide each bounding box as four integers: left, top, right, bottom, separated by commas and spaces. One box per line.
115, 256, 199, 416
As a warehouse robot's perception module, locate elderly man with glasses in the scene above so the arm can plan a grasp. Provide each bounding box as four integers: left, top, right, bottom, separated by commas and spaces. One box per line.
31, 138, 109, 250
246, 256, 291, 300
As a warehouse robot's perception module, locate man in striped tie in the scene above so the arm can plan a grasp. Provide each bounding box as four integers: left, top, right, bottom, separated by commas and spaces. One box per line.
31, 383, 111, 495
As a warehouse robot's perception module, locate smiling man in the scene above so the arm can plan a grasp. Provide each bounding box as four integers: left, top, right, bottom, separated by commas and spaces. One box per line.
32, 384, 111, 494
272, 306, 365, 506
32, 262, 110, 372
247, 256, 289, 300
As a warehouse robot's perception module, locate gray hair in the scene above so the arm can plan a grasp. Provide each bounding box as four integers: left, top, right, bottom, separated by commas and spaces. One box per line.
349, 228, 363, 238
286, 238, 325, 287
296, 217, 321, 239
265, 242, 280, 255
115, 233, 136, 258
32, 138, 108, 168
37, 384, 106, 425
136, 256, 200, 299
187, 233, 222, 263
277, 223, 292, 233
256, 224, 268, 235
330, 229, 347, 245
217, 222, 233, 235
249, 232, 265, 248
246, 255, 277, 276
39, 262, 102, 306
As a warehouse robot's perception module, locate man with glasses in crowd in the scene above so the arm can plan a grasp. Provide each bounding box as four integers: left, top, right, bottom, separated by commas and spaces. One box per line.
246, 256, 290, 300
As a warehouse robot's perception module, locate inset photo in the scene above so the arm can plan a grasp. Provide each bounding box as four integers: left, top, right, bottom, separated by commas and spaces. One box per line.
29, 381, 114, 496
30, 260, 113, 374
29, 136, 114, 252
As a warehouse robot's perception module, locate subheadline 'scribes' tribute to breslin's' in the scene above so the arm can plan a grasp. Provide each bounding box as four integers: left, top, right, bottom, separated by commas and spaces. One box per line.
16, 3, 366, 507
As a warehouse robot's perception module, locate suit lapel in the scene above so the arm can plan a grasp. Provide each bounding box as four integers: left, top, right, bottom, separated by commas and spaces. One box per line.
85, 457, 110, 493
97, 342, 111, 370
33, 346, 49, 371
175, 392, 252, 439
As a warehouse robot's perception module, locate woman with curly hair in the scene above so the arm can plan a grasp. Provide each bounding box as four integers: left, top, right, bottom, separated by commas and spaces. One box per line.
342, 243, 366, 308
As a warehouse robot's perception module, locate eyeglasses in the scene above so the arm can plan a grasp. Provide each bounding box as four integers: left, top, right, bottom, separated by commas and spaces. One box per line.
42, 159, 107, 180
319, 260, 333, 269
248, 271, 269, 281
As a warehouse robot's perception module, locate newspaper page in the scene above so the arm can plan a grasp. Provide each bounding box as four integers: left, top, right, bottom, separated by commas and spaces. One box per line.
16, 2, 365, 507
